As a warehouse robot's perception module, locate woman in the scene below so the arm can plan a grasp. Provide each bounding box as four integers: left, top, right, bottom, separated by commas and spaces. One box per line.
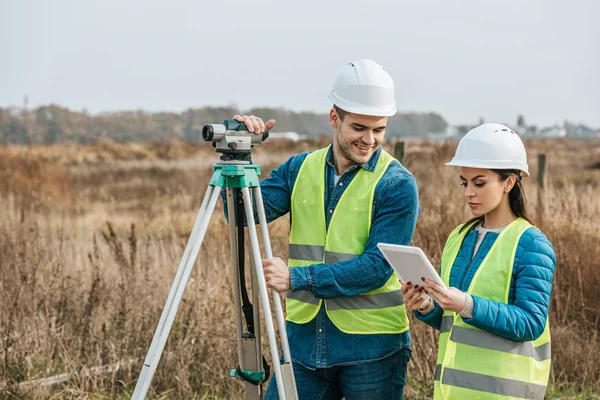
402, 123, 556, 400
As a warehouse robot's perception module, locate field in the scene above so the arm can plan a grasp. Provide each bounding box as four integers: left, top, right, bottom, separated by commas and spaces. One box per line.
1, 137, 599, 399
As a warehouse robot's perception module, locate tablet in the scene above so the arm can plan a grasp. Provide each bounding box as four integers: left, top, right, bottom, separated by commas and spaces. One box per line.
377, 243, 447, 300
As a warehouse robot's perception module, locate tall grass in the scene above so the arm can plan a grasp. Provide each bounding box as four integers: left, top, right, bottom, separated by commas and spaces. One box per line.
0, 138, 598, 399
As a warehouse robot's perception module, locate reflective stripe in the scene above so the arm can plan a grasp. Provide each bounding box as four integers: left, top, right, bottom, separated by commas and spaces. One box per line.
532, 342, 552, 362
289, 244, 324, 261
434, 364, 442, 381
451, 326, 552, 361
288, 245, 358, 264
324, 251, 357, 264
288, 289, 404, 310
442, 368, 547, 399
287, 290, 320, 305
440, 316, 454, 333
327, 290, 404, 310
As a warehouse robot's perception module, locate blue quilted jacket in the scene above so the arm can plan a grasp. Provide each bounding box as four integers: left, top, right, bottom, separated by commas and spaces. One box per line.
415, 226, 556, 342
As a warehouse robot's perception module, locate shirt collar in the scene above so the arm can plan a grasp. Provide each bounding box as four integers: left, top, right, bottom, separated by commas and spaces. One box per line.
325, 145, 382, 174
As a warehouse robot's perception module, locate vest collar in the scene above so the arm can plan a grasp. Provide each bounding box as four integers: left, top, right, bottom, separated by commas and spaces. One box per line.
325, 145, 383, 173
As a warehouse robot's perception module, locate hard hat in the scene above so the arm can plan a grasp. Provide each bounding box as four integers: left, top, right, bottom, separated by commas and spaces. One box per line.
445, 123, 529, 176
327, 59, 397, 117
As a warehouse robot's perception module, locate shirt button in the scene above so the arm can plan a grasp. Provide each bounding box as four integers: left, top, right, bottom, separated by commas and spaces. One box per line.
319, 329, 323, 333
339, 182, 343, 186
329, 209, 333, 214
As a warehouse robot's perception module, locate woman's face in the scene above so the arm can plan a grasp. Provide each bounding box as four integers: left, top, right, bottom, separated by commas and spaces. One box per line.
459, 167, 509, 217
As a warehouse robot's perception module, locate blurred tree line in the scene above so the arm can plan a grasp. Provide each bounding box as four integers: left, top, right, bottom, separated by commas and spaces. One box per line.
0, 105, 448, 144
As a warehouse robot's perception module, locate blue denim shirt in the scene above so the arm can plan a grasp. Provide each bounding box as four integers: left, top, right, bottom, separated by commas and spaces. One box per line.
256, 145, 419, 369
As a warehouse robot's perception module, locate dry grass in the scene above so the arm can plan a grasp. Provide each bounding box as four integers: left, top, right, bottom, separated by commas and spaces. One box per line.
0, 138, 599, 399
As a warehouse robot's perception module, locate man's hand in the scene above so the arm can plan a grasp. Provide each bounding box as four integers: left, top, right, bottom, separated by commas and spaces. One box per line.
233, 115, 276, 135
422, 278, 467, 313
263, 257, 291, 293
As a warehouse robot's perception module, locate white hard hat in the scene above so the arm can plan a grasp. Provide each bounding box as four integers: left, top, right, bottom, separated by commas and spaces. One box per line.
445, 123, 529, 176
327, 59, 397, 117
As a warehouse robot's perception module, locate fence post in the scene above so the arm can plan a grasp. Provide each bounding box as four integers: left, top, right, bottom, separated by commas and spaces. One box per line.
394, 141, 406, 164
536, 153, 547, 223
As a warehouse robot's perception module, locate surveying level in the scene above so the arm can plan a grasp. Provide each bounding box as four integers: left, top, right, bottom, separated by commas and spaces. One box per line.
132, 121, 298, 400
202, 120, 269, 161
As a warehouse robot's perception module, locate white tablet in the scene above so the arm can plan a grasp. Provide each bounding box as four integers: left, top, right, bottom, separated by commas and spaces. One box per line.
377, 243, 447, 300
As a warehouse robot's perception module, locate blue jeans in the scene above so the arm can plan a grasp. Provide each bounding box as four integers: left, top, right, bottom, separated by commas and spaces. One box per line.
264, 347, 412, 400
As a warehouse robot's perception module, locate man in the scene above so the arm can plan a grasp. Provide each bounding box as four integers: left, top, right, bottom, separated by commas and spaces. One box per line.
234, 59, 419, 399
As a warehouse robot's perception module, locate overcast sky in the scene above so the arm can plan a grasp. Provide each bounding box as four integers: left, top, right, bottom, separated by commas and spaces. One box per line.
1, 0, 599, 128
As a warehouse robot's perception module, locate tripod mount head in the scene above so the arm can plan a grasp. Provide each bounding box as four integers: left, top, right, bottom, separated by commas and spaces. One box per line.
202, 120, 269, 161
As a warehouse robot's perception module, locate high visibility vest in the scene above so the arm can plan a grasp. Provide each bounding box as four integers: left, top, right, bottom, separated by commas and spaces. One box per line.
434, 218, 551, 400
285, 146, 410, 334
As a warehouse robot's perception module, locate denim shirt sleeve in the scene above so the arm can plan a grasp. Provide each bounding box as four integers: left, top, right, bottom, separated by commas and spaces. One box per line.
291, 164, 420, 298
462, 230, 556, 341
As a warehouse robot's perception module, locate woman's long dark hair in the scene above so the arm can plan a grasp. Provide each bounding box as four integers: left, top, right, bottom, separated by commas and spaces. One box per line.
459, 169, 533, 233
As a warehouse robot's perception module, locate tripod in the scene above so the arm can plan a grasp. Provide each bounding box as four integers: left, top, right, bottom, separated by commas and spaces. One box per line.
132, 159, 298, 400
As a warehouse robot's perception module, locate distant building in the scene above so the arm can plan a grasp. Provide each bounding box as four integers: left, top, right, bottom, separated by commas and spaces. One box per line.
440, 119, 597, 140
538, 125, 566, 138
424, 124, 472, 141
268, 131, 306, 141
426, 128, 461, 141
9, 106, 21, 117
518, 125, 539, 138
570, 124, 597, 138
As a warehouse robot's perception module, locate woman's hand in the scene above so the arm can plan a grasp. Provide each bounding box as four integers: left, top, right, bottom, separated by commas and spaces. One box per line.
400, 280, 430, 311
421, 278, 467, 313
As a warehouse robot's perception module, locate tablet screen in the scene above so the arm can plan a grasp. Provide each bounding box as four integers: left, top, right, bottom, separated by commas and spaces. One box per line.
377, 243, 446, 299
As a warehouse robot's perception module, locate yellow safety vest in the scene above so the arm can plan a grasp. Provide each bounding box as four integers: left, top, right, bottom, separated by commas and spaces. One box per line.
434, 218, 551, 400
285, 146, 410, 334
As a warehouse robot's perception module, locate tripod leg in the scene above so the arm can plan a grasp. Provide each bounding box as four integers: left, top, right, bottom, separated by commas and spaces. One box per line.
132, 185, 222, 400
141, 186, 213, 367
249, 245, 262, 382
246, 243, 264, 400
241, 187, 287, 400
228, 189, 263, 400
253, 187, 298, 400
